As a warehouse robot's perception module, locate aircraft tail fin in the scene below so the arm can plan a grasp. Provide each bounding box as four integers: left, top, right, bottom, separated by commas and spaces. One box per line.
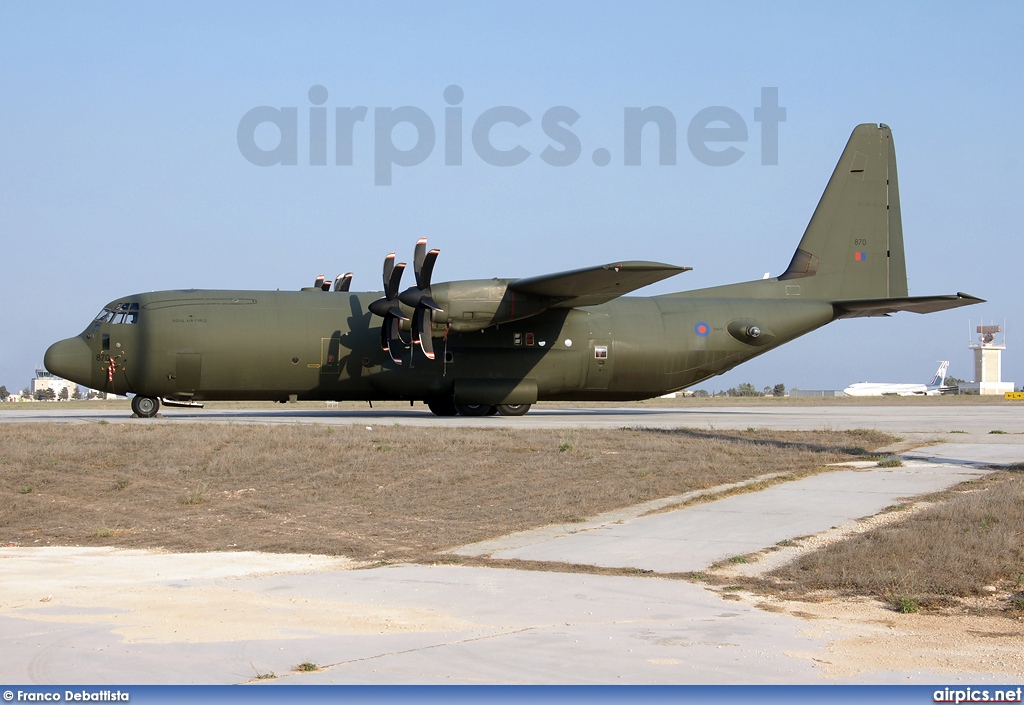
930, 360, 950, 386
780, 123, 908, 301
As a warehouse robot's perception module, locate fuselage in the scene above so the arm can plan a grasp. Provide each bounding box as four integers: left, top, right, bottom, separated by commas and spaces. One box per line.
843, 382, 939, 397
843, 360, 949, 396
44, 285, 836, 405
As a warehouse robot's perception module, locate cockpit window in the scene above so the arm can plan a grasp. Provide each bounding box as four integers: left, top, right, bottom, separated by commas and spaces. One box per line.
93, 302, 139, 325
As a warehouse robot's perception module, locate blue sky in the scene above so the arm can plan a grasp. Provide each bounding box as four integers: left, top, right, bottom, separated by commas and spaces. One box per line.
1, 1, 1021, 393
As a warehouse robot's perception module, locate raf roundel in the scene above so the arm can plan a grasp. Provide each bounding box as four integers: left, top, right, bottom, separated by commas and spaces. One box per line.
694, 322, 710, 337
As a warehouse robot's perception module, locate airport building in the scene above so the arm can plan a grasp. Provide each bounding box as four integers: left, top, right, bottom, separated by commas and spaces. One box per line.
960, 324, 1015, 395
30, 368, 79, 400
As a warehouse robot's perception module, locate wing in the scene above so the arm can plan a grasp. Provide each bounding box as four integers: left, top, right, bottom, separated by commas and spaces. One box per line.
508, 261, 691, 308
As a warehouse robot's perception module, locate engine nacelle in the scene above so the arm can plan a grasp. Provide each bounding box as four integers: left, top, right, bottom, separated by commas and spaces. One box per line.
421, 279, 553, 333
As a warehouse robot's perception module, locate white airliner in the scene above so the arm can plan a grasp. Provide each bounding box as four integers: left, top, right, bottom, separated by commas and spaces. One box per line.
843, 361, 951, 397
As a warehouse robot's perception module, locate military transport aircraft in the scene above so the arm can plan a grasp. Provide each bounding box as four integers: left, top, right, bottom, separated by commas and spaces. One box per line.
44, 123, 982, 418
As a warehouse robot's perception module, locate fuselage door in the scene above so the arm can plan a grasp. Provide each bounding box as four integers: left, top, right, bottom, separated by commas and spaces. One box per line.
321, 334, 343, 377
176, 353, 202, 393
585, 314, 614, 390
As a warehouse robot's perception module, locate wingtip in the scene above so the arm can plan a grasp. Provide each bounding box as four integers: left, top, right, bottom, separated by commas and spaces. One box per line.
957, 292, 986, 303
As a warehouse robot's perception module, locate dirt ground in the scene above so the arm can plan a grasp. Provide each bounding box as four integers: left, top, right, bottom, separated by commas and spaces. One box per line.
747, 595, 1023, 679
704, 497, 1024, 678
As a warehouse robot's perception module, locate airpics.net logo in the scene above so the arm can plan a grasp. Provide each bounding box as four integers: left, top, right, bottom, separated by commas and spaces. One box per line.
236, 85, 786, 185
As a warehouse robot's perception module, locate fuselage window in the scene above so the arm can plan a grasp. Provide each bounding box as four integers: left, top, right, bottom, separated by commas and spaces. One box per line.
594, 345, 609, 359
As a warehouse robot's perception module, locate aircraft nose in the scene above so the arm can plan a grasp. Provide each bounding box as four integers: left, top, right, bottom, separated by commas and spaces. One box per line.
44, 337, 93, 386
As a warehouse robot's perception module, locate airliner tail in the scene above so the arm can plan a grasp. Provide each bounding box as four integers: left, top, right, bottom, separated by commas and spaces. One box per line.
929, 361, 950, 387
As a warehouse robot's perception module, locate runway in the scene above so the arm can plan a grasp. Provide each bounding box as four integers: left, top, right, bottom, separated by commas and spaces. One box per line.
3, 401, 1024, 437
2, 403, 1023, 684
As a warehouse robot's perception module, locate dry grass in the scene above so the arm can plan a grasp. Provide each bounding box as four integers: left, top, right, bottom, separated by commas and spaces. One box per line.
750, 471, 1024, 613
0, 423, 887, 562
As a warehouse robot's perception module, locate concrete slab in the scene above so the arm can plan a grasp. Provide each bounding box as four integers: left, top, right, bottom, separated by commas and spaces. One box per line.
2, 559, 827, 684
902, 442, 1024, 466
457, 461, 992, 572
2, 551, 1015, 685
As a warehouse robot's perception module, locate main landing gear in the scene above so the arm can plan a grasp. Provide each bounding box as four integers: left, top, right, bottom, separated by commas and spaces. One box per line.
426, 399, 458, 416
426, 399, 532, 417
131, 395, 160, 418
494, 404, 530, 416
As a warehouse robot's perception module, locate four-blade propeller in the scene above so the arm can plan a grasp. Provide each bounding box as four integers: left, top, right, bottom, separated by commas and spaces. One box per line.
367, 253, 409, 364
398, 238, 442, 360
311, 273, 353, 292
368, 239, 443, 364
333, 272, 353, 292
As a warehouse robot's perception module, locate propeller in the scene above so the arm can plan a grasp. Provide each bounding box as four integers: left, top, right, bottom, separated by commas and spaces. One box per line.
367, 253, 408, 364
398, 238, 442, 360
333, 272, 353, 292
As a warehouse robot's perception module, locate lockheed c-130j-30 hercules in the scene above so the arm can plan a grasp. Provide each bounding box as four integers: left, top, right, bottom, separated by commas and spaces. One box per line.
45, 124, 982, 418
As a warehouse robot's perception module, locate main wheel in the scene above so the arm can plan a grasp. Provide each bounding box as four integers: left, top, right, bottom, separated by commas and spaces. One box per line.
426, 399, 458, 416
496, 404, 531, 417
131, 395, 160, 418
455, 403, 493, 417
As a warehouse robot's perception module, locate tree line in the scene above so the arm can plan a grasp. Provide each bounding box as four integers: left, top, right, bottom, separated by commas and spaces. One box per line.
687, 383, 787, 397
0, 385, 99, 402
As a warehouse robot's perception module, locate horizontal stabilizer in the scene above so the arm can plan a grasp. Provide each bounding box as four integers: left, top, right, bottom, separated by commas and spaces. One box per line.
833, 292, 985, 319
509, 261, 690, 308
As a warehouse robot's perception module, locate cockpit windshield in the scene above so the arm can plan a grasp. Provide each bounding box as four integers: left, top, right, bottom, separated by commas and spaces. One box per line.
93, 302, 140, 325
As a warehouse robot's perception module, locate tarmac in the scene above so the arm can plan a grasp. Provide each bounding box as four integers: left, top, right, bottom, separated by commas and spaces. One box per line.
1, 403, 1022, 684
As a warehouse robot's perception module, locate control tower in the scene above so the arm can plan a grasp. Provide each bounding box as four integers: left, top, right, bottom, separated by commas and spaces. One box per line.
962, 324, 1015, 395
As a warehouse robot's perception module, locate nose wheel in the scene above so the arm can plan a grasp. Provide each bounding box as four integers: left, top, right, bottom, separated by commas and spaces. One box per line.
131, 395, 160, 418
